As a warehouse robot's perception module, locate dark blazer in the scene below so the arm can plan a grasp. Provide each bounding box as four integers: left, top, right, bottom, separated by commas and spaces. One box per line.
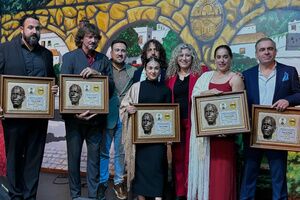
0, 35, 55, 78
0, 35, 55, 200
61, 48, 114, 95
60, 48, 115, 126
243, 62, 300, 113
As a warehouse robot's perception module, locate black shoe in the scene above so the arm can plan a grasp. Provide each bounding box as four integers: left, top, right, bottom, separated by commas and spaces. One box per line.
97, 183, 108, 200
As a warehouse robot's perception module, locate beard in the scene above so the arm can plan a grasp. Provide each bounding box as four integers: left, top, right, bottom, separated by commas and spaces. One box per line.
24, 33, 40, 47
89, 43, 97, 51
113, 57, 125, 64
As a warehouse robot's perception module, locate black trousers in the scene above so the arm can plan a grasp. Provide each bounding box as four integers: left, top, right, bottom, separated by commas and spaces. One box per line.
65, 119, 101, 199
2, 118, 48, 200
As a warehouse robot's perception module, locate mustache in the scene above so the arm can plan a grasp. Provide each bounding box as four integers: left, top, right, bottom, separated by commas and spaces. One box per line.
30, 33, 39, 40
88, 42, 97, 49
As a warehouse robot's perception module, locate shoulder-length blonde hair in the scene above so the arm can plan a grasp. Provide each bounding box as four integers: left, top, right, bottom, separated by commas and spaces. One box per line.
166, 43, 201, 78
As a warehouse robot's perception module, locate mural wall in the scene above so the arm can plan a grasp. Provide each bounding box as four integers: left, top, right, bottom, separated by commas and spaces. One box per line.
1, 1, 299, 67
1, 0, 300, 198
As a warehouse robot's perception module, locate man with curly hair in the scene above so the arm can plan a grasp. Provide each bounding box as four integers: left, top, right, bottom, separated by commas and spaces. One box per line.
61, 22, 114, 200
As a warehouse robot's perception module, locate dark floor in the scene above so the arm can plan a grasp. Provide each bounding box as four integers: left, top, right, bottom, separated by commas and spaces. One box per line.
37, 172, 120, 200
12, 171, 272, 200
36, 172, 175, 200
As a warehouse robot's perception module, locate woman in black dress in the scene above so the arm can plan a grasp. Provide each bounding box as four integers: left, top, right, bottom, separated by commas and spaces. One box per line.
120, 57, 171, 200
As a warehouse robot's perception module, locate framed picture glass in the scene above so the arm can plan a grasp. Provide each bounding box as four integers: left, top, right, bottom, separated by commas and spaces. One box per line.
193, 91, 250, 136
0, 75, 55, 118
59, 74, 109, 114
132, 103, 180, 144
251, 105, 300, 151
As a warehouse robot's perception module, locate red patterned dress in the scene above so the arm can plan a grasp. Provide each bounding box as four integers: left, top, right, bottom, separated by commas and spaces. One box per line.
0, 121, 6, 176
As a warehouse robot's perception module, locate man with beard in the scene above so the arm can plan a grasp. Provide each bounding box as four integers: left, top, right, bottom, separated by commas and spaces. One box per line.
132, 39, 168, 83
0, 14, 58, 200
98, 39, 136, 200
60, 22, 114, 200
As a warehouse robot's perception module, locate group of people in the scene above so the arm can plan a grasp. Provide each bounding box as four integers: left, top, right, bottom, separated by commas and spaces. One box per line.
0, 13, 300, 200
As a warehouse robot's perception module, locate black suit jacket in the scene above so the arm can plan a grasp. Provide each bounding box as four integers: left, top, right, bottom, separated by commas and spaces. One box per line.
0, 35, 55, 78
60, 48, 114, 127
61, 48, 114, 95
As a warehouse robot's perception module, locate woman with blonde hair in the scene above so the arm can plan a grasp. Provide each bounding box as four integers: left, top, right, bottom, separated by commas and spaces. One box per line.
165, 43, 209, 199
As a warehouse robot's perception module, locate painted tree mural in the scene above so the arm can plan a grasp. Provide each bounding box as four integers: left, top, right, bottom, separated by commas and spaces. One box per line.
163, 30, 182, 62
115, 27, 141, 57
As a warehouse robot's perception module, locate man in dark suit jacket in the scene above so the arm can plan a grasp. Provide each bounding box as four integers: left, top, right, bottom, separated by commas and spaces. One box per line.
0, 14, 58, 200
60, 22, 114, 200
240, 37, 300, 200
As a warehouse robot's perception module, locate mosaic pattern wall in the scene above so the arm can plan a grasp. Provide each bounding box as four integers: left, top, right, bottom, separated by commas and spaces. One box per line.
1, 0, 300, 66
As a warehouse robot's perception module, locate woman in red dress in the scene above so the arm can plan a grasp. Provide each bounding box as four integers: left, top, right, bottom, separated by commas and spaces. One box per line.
188, 45, 244, 200
0, 119, 6, 176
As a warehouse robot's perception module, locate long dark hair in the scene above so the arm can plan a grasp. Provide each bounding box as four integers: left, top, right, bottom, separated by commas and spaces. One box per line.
214, 45, 233, 58
141, 39, 167, 69
75, 23, 101, 48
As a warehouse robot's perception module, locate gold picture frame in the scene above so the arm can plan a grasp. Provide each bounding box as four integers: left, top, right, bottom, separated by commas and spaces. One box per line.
132, 103, 180, 144
251, 105, 300, 151
0, 75, 55, 118
194, 91, 250, 136
59, 74, 109, 114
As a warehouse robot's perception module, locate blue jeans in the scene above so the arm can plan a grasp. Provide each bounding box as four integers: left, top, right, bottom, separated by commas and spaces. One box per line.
65, 119, 101, 199
100, 119, 125, 184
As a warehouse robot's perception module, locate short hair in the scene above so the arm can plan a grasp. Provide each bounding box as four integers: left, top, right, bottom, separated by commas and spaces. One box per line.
204, 103, 218, 113
75, 23, 101, 48
69, 84, 82, 94
11, 85, 25, 96
255, 37, 277, 52
214, 45, 233, 59
261, 116, 276, 139
142, 112, 154, 122
166, 43, 200, 78
261, 116, 276, 128
20, 14, 39, 27
143, 57, 163, 69
141, 39, 167, 69
110, 39, 128, 49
